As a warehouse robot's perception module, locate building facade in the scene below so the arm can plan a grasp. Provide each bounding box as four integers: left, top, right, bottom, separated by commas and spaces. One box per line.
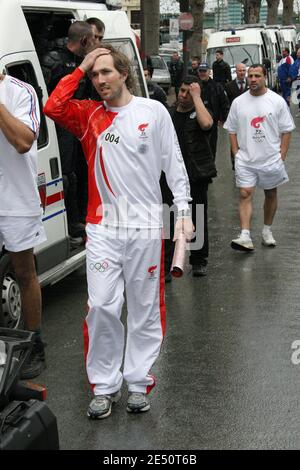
122, 0, 140, 27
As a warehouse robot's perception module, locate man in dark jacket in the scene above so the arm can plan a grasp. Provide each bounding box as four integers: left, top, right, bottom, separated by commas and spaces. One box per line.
225, 63, 248, 169
212, 49, 232, 86
188, 56, 201, 76
162, 76, 216, 277
144, 67, 168, 108
225, 63, 248, 105
169, 51, 184, 99
41, 21, 96, 242
198, 62, 230, 160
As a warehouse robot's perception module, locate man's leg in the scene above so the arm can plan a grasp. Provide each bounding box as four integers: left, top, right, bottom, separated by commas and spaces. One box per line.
9, 249, 41, 330
264, 187, 278, 226
261, 187, 278, 247
84, 225, 125, 419
231, 187, 255, 251
210, 123, 218, 162
123, 229, 165, 412
190, 182, 209, 276
281, 81, 291, 106
239, 187, 255, 229
9, 249, 46, 379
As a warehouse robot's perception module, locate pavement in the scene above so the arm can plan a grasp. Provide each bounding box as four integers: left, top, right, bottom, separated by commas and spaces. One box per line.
37, 99, 300, 450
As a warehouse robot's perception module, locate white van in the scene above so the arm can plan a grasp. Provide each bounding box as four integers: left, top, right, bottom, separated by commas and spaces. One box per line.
0, 0, 147, 329
280, 25, 297, 54
265, 25, 285, 57
206, 24, 276, 89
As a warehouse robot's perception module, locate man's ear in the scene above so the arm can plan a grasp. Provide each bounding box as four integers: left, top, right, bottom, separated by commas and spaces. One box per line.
80, 36, 88, 48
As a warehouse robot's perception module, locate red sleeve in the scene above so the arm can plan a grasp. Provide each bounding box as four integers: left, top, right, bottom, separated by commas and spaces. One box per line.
43, 67, 93, 139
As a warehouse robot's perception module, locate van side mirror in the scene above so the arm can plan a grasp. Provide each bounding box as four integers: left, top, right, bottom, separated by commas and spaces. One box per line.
263, 58, 271, 70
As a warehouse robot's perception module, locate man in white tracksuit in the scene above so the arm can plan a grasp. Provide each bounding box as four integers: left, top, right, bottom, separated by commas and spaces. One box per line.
44, 45, 194, 419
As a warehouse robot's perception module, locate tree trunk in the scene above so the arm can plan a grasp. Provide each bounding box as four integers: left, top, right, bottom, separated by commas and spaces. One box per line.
245, 0, 262, 23
189, 0, 205, 58
266, 0, 279, 24
237, 0, 261, 23
141, 0, 160, 57
282, 0, 294, 25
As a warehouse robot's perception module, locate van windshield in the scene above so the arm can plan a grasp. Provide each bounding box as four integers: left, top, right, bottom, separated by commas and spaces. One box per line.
207, 45, 260, 67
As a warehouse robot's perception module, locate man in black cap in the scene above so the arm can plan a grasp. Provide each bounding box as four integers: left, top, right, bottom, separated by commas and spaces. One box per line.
197, 62, 230, 161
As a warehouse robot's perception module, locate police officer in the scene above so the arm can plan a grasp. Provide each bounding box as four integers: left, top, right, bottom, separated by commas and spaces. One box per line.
198, 62, 230, 161
163, 76, 216, 277
41, 21, 96, 243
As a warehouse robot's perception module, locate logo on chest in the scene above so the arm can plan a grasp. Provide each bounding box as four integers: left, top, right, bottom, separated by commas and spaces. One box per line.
138, 123, 149, 139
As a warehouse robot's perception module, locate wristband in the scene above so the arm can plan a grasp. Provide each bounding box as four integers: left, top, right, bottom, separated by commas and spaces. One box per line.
177, 208, 191, 218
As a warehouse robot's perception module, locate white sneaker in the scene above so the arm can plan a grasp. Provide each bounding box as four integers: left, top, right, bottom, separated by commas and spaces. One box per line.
262, 230, 276, 247
231, 233, 254, 252
126, 392, 150, 413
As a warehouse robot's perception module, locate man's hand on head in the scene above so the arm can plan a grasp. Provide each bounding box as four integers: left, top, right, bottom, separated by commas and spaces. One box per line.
189, 82, 201, 99
79, 48, 111, 73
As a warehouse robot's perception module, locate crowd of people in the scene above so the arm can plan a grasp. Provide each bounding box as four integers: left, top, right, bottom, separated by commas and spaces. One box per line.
1, 19, 295, 422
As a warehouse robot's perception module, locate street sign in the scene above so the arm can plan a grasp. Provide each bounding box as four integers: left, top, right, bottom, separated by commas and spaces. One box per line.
178, 12, 194, 31
169, 18, 179, 37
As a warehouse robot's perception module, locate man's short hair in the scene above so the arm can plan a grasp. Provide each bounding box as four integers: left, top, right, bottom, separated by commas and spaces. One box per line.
180, 75, 201, 87
86, 17, 105, 34
143, 65, 153, 78
68, 21, 93, 43
283, 47, 290, 54
216, 49, 223, 55
248, 63, 267, 76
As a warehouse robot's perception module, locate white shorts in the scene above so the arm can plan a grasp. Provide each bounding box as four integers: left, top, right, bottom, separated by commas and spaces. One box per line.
235, 159, 289, 190
0, 216, 46, 253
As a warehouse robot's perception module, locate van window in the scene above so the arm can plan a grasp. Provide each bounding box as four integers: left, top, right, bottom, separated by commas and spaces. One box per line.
6, 62, 48, 149
260, 32, 268, 59
207, 45, 260, 67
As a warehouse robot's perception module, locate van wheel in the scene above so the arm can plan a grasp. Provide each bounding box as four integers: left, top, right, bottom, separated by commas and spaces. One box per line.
0, 254, 22, 329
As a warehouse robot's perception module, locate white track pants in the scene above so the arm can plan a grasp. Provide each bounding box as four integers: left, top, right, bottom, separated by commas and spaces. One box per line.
84, 224, 166, 396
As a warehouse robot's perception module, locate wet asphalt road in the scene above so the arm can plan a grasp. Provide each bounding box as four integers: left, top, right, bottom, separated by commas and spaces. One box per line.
37, 102, 300, 450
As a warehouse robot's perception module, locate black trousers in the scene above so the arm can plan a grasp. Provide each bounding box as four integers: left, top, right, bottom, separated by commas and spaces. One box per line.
161, 174, 209, 271
210, 123, 218, 161
189, 181, 209, 266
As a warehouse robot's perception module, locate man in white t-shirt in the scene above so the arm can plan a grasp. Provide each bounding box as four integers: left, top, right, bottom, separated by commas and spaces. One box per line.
44, 45, 194, 419
224, 64, 295, 251
0, 73, 46, 378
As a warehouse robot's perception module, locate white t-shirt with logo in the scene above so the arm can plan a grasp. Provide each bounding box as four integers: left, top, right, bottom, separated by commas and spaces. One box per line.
0, 75, 41, 216
224, 89, 295, 168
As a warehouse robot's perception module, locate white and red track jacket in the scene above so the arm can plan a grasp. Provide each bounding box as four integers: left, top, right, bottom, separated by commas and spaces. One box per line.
44, 67, 191, 228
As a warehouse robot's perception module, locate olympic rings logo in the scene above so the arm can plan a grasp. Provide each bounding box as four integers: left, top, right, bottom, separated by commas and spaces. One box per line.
89, 260, 109, 273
